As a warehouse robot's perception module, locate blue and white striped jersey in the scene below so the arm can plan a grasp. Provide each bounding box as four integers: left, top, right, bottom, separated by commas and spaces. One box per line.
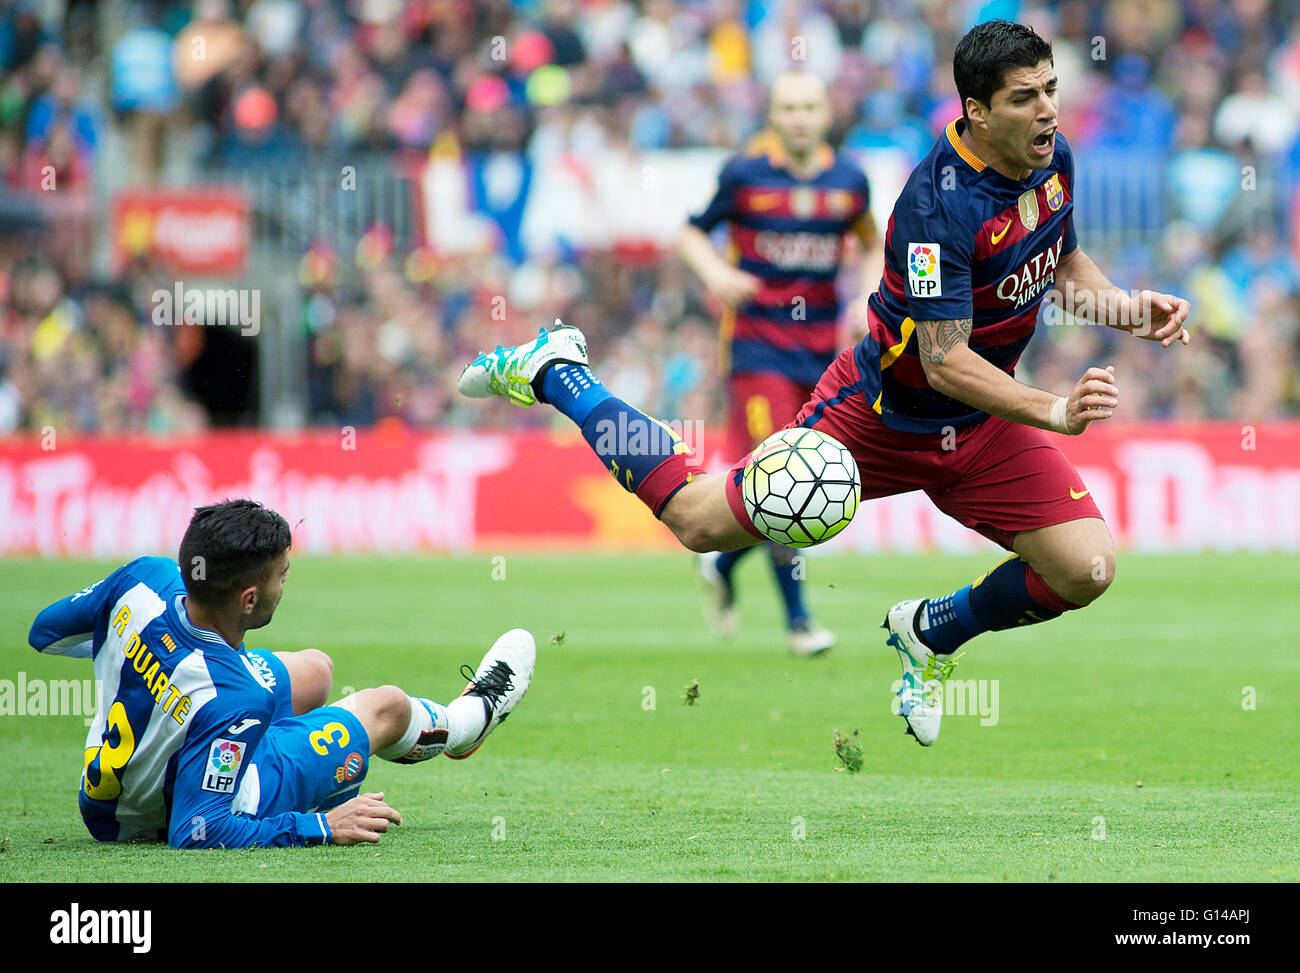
28, 556, 330, 848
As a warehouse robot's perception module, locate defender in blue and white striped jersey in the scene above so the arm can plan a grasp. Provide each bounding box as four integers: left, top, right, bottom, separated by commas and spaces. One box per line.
29, 499, 535, 849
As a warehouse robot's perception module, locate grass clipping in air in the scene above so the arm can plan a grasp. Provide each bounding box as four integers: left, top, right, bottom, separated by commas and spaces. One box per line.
834, 729, 863, 773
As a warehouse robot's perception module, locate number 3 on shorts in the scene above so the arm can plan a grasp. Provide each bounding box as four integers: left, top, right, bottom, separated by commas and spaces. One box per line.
309, 721, 349, 755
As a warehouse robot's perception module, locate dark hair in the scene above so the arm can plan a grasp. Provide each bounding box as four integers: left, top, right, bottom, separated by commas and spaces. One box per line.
953, 20, 1053, 119
178, 499, 291, 607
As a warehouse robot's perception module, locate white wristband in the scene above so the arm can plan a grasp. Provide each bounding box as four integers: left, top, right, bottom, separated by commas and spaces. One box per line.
1049, 395, 1072, 435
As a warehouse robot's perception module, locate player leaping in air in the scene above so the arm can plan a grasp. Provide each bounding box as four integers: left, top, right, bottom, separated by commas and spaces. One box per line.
29, 499, 534, 847
459, 20, 1189, 747
676, 69, 883, 657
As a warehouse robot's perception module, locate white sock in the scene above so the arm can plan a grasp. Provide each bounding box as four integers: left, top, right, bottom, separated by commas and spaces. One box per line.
377, 696, 450, 763
447, 695, 488, 751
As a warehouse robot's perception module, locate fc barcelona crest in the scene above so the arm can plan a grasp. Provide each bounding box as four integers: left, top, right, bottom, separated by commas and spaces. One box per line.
827, 190, 853, 216
1017, 188, 1039, 232
1044, 173, 1063, 212
791, 187, 817, 219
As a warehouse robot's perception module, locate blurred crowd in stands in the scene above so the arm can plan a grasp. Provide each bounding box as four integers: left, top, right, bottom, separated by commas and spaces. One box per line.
1, 0, 1299, 436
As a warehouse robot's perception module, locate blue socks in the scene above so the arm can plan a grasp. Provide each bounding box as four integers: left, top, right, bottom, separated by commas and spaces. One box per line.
539, 362, 693, 511
917, 555, 1077, 653
540, 362, 612, 426
916, 585, 980, 652
715, 548, 749, 583
768, 544, 809, 628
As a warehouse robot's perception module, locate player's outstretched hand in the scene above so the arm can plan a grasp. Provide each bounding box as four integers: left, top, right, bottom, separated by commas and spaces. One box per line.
1067, 365, 1119, 434
707, 265, 761, 308
1132, 290, 1191, 347
326, 791, 402, 845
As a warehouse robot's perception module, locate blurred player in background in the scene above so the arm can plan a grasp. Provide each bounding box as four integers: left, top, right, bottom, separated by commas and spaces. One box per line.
676, 70, 883, 656
29, 499, 534, 848
459, 21, 1191, 748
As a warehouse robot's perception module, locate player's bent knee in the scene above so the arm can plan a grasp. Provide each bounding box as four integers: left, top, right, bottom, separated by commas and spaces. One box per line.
370, 685, 409, 721
305, 648, 334, 687
674, 523, 720, 554
336, 684, 407, 722
661, 478, 721, 552
335, 685, 410, 754
661, 474, 753, 553
1062, 553, 1116, 605
672, 517, 750, 553
281, 648, 334, 713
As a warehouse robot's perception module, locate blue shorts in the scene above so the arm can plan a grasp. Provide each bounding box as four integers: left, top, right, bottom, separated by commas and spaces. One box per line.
241, 707, 372, 815
236, 652, 372, 816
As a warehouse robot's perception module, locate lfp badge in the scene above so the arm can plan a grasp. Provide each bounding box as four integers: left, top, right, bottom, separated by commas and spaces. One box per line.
907, 242, 942, 297
202, 738, 246, 793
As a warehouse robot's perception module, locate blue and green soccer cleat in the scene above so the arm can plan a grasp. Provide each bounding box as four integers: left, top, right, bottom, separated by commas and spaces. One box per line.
458, 319, 589, 407
883, 598, 963, 746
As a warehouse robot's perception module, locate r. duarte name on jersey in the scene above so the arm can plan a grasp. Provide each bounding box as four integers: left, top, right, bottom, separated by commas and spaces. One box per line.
49, 903, 151, 953
996, 237, 1063, 308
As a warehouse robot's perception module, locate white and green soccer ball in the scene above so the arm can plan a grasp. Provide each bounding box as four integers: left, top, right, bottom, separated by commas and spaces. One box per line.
741, 427, 861, 548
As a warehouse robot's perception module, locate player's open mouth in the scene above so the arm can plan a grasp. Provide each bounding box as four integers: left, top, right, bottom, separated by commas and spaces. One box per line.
1032, 128, 1056, 156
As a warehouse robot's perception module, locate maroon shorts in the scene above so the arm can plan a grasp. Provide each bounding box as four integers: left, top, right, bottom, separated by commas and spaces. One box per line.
725, 371, 815, 462
725, 348, 1104, 550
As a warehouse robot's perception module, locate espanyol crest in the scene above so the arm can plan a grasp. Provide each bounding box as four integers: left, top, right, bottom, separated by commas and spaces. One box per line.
1044, 173, 1064, 212
1017, 188, 1039, 231
791, 187, 817, 219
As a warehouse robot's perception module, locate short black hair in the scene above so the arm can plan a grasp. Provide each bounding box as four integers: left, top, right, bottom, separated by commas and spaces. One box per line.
953, 20, 1053, 120
178, 499, 291, 607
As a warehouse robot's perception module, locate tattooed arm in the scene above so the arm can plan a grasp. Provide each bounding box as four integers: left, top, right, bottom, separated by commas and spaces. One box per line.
913, 318, 1119, 435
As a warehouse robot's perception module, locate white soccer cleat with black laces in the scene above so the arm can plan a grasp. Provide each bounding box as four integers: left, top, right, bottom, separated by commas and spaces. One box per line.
445, 628, 536, 759
457, 319, 589, 407
882, 599, 962, 746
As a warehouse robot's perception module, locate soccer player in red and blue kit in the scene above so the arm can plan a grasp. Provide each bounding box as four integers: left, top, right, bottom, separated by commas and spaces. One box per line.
676, 71, 883, 656
460, 21, 1190, 746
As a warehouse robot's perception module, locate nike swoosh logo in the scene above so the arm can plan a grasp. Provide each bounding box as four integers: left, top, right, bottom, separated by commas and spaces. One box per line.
1070, 488, 1090, 500
990, 219, 1012, 244
750, 193, 781, 210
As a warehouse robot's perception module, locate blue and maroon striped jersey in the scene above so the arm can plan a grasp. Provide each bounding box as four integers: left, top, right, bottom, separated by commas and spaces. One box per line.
689, 141, 872, 386
854, 118, 1079, 433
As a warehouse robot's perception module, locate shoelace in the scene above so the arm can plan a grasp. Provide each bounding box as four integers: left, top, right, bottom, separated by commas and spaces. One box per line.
461, 660, 516, 710
922, 651, 964, 684
484, 345, 539, 405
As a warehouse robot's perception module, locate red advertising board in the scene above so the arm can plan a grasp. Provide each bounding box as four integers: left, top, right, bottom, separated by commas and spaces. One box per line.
0, 423, 1297, 556
110, 188, 249, 277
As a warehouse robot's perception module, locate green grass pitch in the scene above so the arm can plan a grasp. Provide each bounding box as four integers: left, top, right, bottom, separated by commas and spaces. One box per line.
1, 551, 1296, 882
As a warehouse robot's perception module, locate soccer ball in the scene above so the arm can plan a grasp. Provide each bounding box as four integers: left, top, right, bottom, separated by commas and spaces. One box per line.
741, 427, 860, 547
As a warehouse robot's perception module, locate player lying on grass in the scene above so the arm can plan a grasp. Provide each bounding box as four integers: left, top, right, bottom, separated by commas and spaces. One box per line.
27, 499, 535, 848
677, 69, 883, 657
460, 20, 1189, 747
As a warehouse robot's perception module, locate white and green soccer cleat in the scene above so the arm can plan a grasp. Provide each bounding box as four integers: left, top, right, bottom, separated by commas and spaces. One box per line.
882, 599, 962, 746
445, 628, 536, 760
458, 319, 589, 407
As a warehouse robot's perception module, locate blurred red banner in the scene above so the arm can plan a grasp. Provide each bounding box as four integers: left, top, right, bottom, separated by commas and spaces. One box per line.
110, 188, 249, 277
0, 423, 1297, 556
